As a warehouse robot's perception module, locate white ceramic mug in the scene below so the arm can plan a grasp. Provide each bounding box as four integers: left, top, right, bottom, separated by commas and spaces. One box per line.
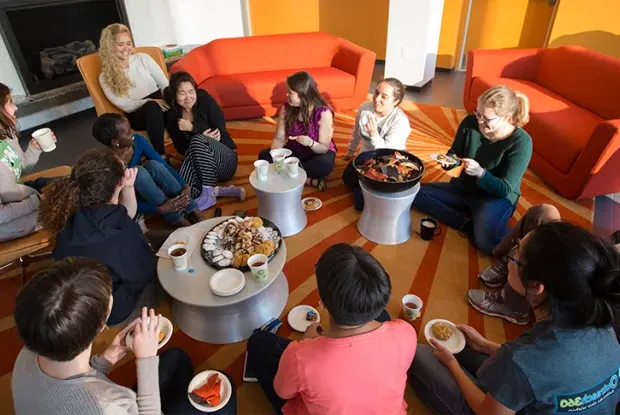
168, 243, 189, 271
31, 128, 56, 152
284, 157, 299, 177
402, 294, 423, 321
254, 160, 269, 181
248, 253, 269, 282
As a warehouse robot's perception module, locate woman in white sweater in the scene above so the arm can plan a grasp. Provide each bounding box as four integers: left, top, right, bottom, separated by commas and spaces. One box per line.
342, 78, 411, 210
99, 24, 169, 156
0, 82, 55, 242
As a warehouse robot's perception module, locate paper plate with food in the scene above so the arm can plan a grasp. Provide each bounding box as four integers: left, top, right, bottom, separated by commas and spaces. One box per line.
188, 370, 232, 412
430, 153, 460, 169
201, 216, 282, 271
424, 319, 466, 354
126, 316, 173, 350
302, 197, 322, 211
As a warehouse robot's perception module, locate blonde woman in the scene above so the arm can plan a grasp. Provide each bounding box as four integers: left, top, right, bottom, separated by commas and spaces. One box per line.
99, 23, 169, 156
412, 85, 532, 255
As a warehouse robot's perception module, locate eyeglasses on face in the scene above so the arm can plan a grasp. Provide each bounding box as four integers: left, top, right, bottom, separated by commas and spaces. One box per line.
474, 110, 501, 124
506, 245, 522, 267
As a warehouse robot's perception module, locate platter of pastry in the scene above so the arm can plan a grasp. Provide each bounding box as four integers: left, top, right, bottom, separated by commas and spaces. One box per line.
201, 216, 282, 271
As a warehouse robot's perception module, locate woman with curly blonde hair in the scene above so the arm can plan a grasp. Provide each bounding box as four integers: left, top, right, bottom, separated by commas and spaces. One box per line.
39, 149, 160, 326
99, 23, 169, 156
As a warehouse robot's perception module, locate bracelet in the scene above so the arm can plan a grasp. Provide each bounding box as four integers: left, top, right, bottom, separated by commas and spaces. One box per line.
311, 140, 315, 148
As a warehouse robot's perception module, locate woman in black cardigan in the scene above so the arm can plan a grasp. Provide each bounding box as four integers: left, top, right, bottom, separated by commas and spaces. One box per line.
165, 72, 243, 210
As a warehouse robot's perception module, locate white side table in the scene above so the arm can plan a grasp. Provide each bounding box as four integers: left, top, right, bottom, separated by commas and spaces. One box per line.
358, 182, 420, 245
250, 164, 307, 237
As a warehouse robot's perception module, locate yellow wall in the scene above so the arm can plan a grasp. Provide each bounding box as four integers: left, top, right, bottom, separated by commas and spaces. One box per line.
547, 0, 620, 58
437, 0, 468, 69
248, 0, 319, 35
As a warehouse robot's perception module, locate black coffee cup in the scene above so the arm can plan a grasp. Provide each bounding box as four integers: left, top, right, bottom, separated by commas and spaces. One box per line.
420, 217, 441, 241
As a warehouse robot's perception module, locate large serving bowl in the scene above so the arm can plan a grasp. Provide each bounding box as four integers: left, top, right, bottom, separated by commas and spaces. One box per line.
354, 149, 425, 193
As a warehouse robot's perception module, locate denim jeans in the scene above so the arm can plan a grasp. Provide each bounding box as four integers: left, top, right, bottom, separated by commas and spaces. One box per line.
134, 160, 198, 224
246, 310, 391, 414
411, 182, 516, 255
408, 345, 489, 415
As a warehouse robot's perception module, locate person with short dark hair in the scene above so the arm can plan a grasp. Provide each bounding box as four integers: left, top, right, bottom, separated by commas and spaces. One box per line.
342, 77, 412, 211
247, 243, 417, 414
165, 71, 244, 210
11, 257, 237, 414
410, 222, 620, 414
93, 113, 201, 226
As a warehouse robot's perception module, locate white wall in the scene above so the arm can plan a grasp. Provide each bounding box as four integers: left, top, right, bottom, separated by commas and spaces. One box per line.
125, 0, 246, 47
384, 0, 445, 87
0, 36, 26, 96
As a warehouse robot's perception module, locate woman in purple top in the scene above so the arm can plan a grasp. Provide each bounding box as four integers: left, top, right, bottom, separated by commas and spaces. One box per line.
258, 71, 336, 191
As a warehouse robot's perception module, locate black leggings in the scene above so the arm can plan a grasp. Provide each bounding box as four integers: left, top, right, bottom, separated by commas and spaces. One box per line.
137, 347, 238, 414
246, 310, 391, 414
126, 91, 167, 155
258, 148, 336, 179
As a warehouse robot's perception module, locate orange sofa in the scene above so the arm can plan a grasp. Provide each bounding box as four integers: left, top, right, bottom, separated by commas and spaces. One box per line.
464, 45, 620, 199
170, 32, 376, 120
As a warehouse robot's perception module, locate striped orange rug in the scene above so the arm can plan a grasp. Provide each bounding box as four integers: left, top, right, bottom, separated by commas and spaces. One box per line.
0, 100, 593, 414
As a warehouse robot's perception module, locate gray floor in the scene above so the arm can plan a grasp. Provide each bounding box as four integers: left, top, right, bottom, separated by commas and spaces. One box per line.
23, 64, 465, 175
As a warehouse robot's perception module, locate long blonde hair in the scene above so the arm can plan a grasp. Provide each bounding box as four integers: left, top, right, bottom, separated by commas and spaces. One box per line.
479, 85, 530, 128
99, 23, 133, 97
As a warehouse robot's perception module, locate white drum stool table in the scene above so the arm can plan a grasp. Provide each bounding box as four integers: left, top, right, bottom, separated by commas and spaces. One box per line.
357, 182, 420, 245
250, 164, 307, 237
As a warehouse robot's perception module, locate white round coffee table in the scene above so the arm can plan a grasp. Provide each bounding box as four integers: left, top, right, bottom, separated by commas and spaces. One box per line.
250, 164, 307, 237
157, 217, 289, 344
357, 182, 420, 245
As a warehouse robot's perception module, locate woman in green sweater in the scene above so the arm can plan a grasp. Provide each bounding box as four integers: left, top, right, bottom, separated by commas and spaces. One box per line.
412, 86, 532, 255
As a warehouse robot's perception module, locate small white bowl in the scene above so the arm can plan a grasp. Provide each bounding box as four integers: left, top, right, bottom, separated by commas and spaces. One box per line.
209, 268, 246, 297
187, 370, 232, 412
270, 148, 292, 159
287, 305, 320, 332
125, 316, 173, 350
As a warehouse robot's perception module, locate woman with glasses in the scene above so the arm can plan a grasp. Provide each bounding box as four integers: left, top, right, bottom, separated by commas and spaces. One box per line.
409, 221, 620, 414
412, 85, 532, 255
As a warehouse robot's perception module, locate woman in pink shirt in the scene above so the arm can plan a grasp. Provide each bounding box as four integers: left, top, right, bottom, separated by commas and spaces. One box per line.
247, 243, 417, 414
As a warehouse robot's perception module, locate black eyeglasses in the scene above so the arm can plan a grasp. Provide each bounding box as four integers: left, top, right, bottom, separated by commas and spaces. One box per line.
474, 110, 500, 125
506, 245, 522, 267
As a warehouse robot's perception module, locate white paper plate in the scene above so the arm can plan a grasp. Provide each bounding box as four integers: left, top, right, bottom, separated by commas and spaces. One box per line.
302, 197, 322, 211
287, 305, 320, 332
430, 153, 458, 167
188, 370, 232, 412
209, 268, 246, 297
424, 319, 466, 354
126, 316, 173, 350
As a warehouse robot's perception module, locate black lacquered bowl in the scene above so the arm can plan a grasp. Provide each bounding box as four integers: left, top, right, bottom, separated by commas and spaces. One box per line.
354, 149, 425, 193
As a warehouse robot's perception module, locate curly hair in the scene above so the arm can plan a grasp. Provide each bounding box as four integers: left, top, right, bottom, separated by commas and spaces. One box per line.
38, 149, 124, 234
99, 23, 134, 97
284, 71, 330, 135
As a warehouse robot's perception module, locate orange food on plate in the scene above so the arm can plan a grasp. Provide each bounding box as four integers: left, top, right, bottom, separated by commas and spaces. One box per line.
192, 373, 222, 406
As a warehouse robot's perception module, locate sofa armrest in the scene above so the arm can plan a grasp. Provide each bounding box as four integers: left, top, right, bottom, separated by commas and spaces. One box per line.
170, 46, 215, 84
22, 166, 71, 182
581, 120, 620, 173
331, 39, 376, 101
464, 48, 543, 111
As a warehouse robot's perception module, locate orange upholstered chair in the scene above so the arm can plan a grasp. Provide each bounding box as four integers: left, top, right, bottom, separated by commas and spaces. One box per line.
464, 45, 620, 199
171, 32, 376, 120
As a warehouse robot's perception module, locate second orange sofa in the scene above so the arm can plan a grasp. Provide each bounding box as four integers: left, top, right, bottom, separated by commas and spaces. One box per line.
170, 32, 376, 120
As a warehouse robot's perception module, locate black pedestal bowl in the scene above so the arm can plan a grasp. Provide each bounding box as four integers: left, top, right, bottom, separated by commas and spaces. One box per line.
353, 149, 425, 193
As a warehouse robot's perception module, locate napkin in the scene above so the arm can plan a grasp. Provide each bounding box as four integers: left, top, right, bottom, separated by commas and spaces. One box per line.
156, 227, 203, 259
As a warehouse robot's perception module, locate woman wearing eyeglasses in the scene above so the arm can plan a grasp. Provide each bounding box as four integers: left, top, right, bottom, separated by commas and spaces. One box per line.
409, 221, 620, 415
412, 85, 532, 255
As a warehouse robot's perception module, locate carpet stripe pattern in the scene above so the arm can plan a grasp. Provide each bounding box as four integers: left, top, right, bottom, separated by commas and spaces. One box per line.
0, 100, 593, 414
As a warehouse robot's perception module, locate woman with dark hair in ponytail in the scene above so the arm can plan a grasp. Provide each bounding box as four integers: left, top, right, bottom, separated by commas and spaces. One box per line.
410, 221, 620, 415
39, 149, 160, 326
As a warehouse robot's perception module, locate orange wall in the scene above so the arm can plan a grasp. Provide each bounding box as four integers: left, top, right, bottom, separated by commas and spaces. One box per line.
437, 0, 468, 69
547, 0, 620, 58
248, 0, 319, 35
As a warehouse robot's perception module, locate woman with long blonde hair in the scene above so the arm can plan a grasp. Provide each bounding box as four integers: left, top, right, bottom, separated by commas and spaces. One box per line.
412, 85, 532, 255
98, 23, 169, 156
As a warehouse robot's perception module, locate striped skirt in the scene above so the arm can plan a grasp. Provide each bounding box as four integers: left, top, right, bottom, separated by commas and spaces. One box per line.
179, 135, 238, 198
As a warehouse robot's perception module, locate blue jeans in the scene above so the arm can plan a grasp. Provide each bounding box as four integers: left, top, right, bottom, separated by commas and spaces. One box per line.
411, 182, 516, 255
408, 345, 488, 415
134, 160, 198, 224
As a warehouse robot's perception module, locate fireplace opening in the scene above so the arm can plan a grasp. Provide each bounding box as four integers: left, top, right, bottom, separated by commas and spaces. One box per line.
0, 0, 129, 95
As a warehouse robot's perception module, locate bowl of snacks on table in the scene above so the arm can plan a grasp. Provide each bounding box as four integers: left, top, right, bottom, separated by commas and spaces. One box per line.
354, 149, 425, 193
201, 216, 282, 271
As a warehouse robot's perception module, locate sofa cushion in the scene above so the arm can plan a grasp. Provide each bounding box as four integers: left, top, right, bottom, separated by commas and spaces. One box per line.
201, 67, 356, 109
471, 77, 603, 174
536, 46, 620, 121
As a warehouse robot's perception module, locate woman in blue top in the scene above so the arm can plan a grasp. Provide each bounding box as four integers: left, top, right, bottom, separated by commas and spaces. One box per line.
93, 113, 201, 226
409, 221, 620, 415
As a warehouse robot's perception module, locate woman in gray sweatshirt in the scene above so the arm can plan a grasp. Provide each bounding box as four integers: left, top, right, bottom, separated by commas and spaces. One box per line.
0, 82, 54, 242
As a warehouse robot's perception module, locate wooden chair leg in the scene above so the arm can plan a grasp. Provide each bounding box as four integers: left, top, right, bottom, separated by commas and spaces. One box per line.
21, 250, 53, 285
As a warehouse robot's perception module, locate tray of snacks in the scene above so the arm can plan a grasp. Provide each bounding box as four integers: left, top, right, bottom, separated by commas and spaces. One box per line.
201, 216, 282, 271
